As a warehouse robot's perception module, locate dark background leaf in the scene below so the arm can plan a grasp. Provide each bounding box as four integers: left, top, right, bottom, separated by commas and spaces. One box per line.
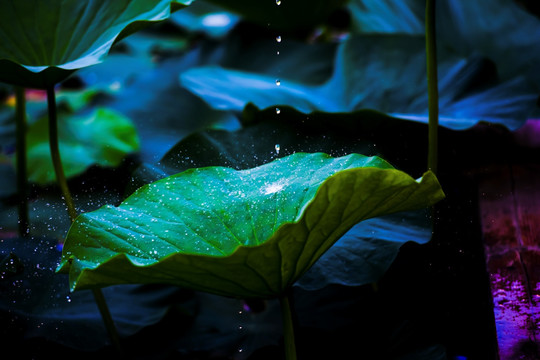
0, 236, 196, 351
180, 34, 537, 130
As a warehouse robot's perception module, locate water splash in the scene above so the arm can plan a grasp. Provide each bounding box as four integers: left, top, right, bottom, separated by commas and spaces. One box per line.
264, 183, 285, 195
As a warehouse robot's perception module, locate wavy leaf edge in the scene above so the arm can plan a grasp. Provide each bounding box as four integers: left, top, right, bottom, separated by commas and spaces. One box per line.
57, 153, 444, 297
0, 0, 193, 75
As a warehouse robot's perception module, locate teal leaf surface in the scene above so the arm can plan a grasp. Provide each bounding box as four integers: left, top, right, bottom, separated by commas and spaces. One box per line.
58, 152, 444, 298
0, 0, 193, 88
126, 111, 434, 291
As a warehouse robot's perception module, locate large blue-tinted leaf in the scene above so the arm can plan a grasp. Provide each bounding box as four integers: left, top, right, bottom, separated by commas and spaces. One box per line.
296, 209, 431, 290
436, 0, 540, 85
350, 0, 540, 86
181, 34, 537, 130
348, 0, 424, 35
0, 0, 193, 88
57, 153, 444, 298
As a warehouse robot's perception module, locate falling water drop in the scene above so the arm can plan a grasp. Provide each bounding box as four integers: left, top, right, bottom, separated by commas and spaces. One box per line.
276, 35, 281, 43
275, 79, 281, 86
276, 107, 280, 114
276, 0, 281, 5
275, 144, 280, 154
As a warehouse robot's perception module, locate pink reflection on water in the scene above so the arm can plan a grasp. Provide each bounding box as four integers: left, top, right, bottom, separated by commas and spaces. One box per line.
490, 272, 539, 359
514, 119, 540, 148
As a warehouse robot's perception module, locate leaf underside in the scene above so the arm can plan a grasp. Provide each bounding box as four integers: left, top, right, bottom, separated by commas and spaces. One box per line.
0, 0, 193, 88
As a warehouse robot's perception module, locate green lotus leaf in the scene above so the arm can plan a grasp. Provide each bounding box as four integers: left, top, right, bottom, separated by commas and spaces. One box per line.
24, 107, 140, 184
0, 0, 193, 88
57, 152, 444, 298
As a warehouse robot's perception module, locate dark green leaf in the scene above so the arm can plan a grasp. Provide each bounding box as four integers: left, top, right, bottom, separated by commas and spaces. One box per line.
57, 152, 443, 298
0, 0, 193, 88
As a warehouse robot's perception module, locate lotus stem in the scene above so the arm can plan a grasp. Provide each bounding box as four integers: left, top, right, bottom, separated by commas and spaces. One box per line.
279, 291, 297, 360
426, 0, 438, 175
92, 288, 124, 355
46, 86, 77, 222
46, 86, 122, 354
15, 86, 29, 237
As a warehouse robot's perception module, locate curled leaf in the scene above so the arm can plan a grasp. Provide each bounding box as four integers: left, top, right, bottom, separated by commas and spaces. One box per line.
0, 0, 193, 88
58, 152, 444, 298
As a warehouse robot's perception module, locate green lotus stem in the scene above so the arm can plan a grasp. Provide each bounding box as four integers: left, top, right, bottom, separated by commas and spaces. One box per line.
46, 86, 122, 354
15, 86, 29, 237
279, 292, 297, 360
426, 0, 438, 175
46, 86, 78, 221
